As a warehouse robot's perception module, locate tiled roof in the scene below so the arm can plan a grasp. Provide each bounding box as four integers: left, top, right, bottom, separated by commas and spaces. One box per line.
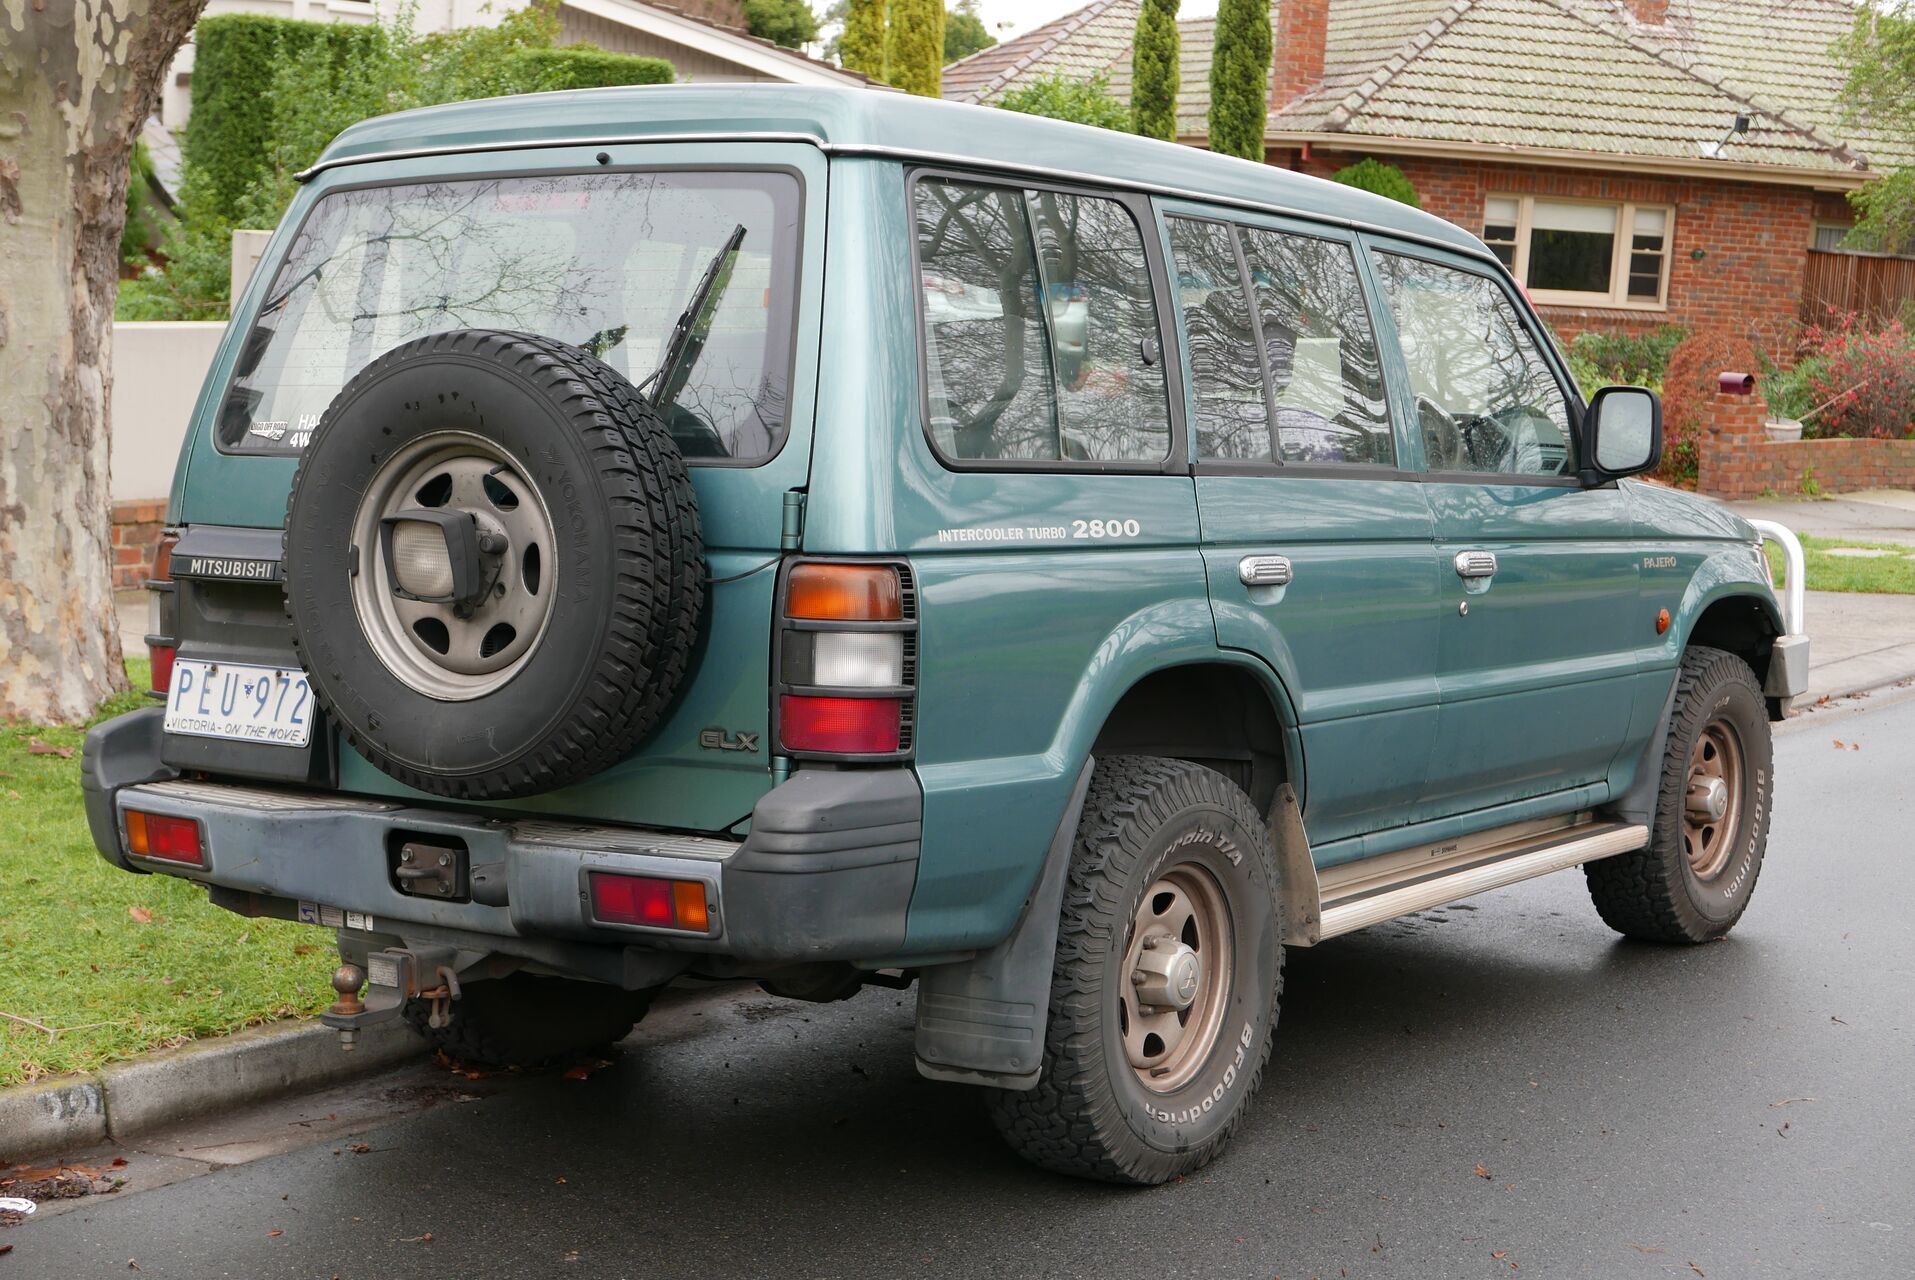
945, 0, 1884, 177
941, 0, 1140, 104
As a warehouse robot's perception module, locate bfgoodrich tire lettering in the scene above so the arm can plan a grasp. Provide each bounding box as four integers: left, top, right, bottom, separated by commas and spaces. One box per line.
1586, 645, 1773, 943
988, 756, 1282, 1184
282, 329, 702, 800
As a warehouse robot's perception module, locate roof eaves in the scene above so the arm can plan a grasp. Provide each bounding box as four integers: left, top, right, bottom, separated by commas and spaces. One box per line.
1319, 0, 1480, 133
584, 1, 884, 88
1536, 0, 1866, 170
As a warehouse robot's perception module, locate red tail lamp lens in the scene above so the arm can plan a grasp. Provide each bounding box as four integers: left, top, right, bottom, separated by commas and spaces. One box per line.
778, 695, 902, 755
150, 645, 177, 695
587, 872, 711, 932
126, 810, 204, 866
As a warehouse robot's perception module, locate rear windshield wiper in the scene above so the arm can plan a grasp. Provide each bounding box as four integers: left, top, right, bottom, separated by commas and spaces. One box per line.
640, 223, 746, 412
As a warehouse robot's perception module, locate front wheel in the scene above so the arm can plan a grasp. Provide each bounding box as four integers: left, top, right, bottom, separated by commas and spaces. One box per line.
1586, 645, 1773, 943
988, 756, 1283, 1184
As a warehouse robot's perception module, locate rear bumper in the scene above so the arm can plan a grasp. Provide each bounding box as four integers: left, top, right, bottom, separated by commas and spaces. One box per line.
83, 708, 922, 976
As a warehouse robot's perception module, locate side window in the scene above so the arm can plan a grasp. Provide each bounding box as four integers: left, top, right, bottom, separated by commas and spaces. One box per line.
1370, 252, 1575, 477
1167, 218, 1266, 460
914, 178, 1170, 464
1239, 227, 1395, 466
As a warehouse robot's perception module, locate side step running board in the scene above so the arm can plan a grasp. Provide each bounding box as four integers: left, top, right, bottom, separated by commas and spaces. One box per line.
1310, 819, 1648, 942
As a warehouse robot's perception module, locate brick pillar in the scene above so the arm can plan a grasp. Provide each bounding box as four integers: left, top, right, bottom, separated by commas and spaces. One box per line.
1271, 0, 1330, 110
110, 500, 167, 591
1626, 0, 1669, 23
1695, 379, 1769, 499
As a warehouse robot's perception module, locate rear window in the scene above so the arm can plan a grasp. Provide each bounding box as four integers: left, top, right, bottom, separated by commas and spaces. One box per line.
218, 169, 802, 462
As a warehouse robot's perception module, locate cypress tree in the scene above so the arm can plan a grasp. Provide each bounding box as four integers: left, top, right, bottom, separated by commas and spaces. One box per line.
1131, 0, 1181, 140
842, 0, 887, 80
885, 0, 944, 97
1208, 0, 1270, 160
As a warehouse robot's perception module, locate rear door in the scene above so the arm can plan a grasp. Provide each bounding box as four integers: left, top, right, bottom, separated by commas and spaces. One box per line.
168, 141, 828, 832
1365, 243, 1639, 820
1163, 206, 1441, 848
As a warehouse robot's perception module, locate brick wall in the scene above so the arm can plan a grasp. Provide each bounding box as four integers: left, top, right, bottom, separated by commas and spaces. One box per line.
1275, 149, 1817, 348
110, 500, 166, 591
1696, 386, 1915, 499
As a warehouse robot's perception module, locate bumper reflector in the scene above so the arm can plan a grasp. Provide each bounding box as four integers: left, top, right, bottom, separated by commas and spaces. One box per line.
126, 810, 204, 866
149, 645, 178, 696
587, 872, 710, 932
778, 694, 902, 755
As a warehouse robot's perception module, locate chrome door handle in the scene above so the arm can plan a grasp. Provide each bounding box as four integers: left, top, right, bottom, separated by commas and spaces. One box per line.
1239, 554, 1294, 587
1453, 550, 1498, 579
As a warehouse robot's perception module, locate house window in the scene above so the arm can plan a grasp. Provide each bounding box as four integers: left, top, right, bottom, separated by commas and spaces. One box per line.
1482, 196, 1672, 308
1815, 221, 1915, 259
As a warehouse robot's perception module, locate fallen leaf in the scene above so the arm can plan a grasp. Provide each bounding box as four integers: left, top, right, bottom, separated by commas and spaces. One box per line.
348, 1143, 371, 1155
1492, 1252, 1507, 1260
292, 943, 319, 957
1627, 1242, 1665, 1254
563, 1066, 592, 1081
27, 738, 74, 759
0, 1243, 13, 1257
555, 1176, 567, 1185
1834, 739, 1845, 748
127, 906, 155, 924
1474, 1165, 1493, 1179
1688, 1265, 1706, 1278
401, 1232, 434, 1243
562, 1251, 580, 1263
266, 1229, 282, 1238
110, 1157, 127, 1169
1831, 1015, 1849, 1025
127, 1260, 139, 1271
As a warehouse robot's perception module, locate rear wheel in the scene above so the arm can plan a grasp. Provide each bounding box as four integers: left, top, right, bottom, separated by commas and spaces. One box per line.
1586, 645, 1773, 943
404, 973, 653, 1068
988, 756, 1282, 1184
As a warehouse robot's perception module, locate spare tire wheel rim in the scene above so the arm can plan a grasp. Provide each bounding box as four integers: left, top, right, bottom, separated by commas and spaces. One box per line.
1121, 863, 1234, 1094
350, 431, 558, 701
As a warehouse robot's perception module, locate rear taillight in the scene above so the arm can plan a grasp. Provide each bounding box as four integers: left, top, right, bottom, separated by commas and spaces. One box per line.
587, 872, 711, 932
775, 561, 915, 760
147, 529, 181, 694
125, 809, 203, 866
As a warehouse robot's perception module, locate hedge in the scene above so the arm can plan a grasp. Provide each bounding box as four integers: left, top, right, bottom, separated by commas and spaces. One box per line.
182, 14, 383, 229
506, 46, 674, 92
1330, 158, 1421, 209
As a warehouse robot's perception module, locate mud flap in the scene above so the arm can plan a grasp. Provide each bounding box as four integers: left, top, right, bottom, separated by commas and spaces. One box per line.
912, 760, 1094, 1090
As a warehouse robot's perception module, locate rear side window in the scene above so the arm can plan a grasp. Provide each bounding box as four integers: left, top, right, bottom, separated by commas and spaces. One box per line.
1370, 252, 1574, 477
218, 170, 802, 463
914, 177, 1171, 465
1167, 217, 1394, 466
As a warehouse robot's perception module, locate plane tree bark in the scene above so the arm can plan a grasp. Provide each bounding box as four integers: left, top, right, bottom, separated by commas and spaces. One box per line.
0, 0, 205, 721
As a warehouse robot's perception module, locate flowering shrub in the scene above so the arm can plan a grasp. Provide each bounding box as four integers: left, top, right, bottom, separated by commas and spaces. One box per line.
1659, 331, 1759, 488
1798, 312, 1915, 440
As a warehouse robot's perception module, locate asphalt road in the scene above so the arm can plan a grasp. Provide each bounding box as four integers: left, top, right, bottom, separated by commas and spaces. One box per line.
13, 692, 1915, 1279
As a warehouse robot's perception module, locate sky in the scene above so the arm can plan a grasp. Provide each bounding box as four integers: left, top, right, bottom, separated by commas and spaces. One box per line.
978, 0, 1221, 41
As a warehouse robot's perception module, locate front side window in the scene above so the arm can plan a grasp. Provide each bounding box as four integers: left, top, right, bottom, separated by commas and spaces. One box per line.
220, 170, 802, 461
1371, 252, 1574, 478
1483, 195, 1671, 307
914, 178, 1171, 464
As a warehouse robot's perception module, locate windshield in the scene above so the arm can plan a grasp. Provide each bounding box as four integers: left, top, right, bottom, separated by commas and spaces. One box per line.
217, 169, 802, 462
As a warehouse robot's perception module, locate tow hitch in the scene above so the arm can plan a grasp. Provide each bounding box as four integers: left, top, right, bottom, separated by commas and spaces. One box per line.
321, 945, 460, 1051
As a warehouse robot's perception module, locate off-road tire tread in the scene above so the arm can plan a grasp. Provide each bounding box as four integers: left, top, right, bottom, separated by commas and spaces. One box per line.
1585, 645, 1769, 943
987, 755, 1281, 1184
284, 328, 703, 800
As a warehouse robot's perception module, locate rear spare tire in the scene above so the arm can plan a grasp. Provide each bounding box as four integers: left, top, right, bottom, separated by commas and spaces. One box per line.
283, 329, 702, 799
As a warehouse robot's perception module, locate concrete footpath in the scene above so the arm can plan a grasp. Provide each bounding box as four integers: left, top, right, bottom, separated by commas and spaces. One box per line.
1724, 491, 1915, 702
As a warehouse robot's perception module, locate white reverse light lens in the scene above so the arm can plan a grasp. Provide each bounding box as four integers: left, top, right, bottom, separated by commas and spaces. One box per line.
811, 631, 904, 688
390, 520, 455, 598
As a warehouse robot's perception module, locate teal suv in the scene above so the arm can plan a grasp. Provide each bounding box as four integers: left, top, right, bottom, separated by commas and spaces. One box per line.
85, 87, 1808, 1184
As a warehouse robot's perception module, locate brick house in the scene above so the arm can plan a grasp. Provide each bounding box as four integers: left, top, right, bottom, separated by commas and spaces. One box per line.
943, 0, 1914, 350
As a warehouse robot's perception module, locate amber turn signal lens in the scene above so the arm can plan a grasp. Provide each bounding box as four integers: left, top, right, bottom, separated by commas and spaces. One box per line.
1656, 608, 1671, 635
786, 564, 901, 621
125, 809, 204, 866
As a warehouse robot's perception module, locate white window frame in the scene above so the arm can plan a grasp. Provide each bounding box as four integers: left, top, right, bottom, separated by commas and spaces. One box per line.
1485, 195, 1674, 310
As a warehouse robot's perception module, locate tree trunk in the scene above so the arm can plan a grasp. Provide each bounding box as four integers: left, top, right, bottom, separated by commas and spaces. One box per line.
0, 0, 205, 722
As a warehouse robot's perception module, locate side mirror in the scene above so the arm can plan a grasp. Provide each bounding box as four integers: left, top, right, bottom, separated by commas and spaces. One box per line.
1581, 385, 1662, 484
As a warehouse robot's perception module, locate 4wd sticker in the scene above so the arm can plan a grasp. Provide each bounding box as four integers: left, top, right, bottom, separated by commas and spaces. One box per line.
933, 519, 1142, 545
1149, 1022, 1256, 1125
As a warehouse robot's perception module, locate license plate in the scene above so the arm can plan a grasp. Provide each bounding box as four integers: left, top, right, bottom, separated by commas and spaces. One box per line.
164, 659, 314, 748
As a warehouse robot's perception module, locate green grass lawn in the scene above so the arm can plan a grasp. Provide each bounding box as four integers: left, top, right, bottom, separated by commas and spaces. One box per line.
1765, 534, 1915, 595
0, 659, 333, 1087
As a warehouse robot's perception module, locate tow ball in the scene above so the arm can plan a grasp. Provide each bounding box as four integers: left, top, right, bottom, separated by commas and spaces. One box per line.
321, 945, 461, 1051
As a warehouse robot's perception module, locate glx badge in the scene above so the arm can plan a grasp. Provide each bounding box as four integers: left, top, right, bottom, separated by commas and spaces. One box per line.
699, 727, 760, 753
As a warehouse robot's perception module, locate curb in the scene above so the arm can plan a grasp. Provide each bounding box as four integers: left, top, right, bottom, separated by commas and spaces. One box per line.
0, 1018, 424, 1163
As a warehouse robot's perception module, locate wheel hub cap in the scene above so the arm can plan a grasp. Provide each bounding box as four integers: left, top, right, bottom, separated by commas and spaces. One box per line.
1131, 938, 1203, 1012
1682, 718, 1745, 880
